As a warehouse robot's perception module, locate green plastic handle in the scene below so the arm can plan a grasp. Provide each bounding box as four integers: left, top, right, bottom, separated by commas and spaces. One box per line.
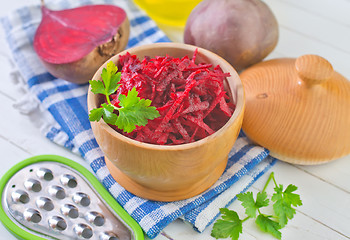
0, 154, 144, 240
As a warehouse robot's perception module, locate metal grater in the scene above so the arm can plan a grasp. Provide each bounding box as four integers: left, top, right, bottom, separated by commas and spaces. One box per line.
0, 155, 144, 240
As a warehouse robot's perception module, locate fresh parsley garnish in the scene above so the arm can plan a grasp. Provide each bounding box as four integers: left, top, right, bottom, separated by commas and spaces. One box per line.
211, 209, 243, 240
89, 61, 160, 133
211, 172, 302, 240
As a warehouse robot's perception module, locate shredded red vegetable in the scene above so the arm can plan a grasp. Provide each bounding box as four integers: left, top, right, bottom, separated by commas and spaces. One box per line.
109, 50, 235, 145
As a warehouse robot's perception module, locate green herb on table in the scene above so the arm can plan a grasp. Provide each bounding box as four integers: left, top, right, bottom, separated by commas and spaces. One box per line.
89, 61, 160, 133
211, 172, 302, 240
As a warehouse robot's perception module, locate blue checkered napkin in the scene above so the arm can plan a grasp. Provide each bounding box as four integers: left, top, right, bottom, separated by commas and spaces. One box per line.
1, 0, 276, 238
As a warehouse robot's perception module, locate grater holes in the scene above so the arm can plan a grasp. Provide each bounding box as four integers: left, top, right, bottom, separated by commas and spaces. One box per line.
48, 216, 67, 231
12, 190, 30, 204
37, 168, 54, 181
5, 162, 134, 240
36, 197, 54, 211
73, 192, 90, 207
23, 208, 42, 223
48, 185, 66, 199
100, 232, 119, 240
61, 204, 79, 219
24, 178, 42, 192
86, 211, 105, 226
74, 223, 93, 239
61, 174, 77, 188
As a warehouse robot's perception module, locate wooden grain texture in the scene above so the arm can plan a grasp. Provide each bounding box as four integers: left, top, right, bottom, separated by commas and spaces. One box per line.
240, 55, 350, 164
88, 42, 245, 201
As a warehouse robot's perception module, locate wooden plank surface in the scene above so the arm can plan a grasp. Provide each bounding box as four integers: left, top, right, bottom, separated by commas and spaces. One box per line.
0, 0, 349, 240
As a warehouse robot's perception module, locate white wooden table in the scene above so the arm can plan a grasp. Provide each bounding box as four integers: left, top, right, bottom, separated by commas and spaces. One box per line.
0, 1, 349, 239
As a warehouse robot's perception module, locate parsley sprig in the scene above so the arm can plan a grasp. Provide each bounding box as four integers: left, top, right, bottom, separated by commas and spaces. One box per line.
211, 172, 302, 240
89, 61, 160, 133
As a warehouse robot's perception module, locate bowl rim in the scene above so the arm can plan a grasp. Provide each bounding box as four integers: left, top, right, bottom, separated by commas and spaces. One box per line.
87, 42, 245, 151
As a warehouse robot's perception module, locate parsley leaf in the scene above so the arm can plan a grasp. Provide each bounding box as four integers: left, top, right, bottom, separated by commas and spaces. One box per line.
89, 61, 160, 133
116, 87, 160, 133
283, 184, 303, 207
255, 214, 282, 239
89, 103, 118, 125
211, 172, 302, 240
89, 107, 103, 122
100, 103, 118, 125
237, 191, 269, 218
211, 208, 242, 240
256, 191, 270, 208
89, 79, 105, 95
272, 184, 302, 227
101, 61, 120, 95
237, 192, 256, 218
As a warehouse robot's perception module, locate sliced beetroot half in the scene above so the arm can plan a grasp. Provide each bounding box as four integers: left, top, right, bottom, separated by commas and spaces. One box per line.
33, 4, 127, 64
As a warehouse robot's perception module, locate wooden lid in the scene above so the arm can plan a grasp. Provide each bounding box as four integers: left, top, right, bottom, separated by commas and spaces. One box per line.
240, 54, 350, 165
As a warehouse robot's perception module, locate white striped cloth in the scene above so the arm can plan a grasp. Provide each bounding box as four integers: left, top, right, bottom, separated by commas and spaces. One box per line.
1, 0, 276, 238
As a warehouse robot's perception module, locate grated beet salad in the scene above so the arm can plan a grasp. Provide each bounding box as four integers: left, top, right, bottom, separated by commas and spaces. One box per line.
109, 50, 235, 145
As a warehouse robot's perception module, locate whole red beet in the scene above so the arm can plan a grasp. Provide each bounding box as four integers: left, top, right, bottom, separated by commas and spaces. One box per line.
184, 0, 279, 72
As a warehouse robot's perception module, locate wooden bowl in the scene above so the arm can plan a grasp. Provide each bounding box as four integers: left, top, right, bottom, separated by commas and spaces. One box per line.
87, 43, 245, 201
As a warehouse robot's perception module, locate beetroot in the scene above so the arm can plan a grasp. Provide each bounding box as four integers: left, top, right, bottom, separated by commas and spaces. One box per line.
33, 2, 129, 84
184, 0, 279, 72
108, 50, 235, 145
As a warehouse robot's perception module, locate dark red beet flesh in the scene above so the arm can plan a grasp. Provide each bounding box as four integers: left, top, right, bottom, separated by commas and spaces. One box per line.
34, 4, 126, 64
109, 50, 236, 145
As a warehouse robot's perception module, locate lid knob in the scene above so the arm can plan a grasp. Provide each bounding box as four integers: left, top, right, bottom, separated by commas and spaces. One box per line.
295, 54, 334, 86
